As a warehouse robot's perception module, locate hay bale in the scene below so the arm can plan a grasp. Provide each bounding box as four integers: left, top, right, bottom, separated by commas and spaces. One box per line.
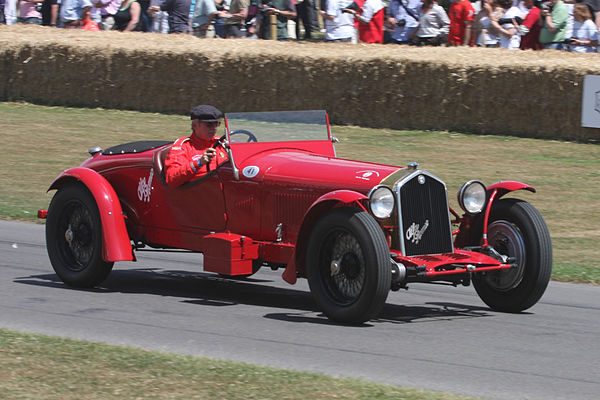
1, 24, 599, 141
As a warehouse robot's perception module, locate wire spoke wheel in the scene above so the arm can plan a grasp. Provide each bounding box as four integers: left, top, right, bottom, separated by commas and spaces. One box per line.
57, 200, 96, 272
324, 231, 366, 305
307, 207, 391, 324
46, 184, 114, 288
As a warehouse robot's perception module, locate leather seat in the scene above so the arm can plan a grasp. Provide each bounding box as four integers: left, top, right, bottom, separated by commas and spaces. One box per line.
152, 144, 172, 184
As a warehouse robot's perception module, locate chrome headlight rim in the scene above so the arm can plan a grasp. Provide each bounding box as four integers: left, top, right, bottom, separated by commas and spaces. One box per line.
457, 180, 487, 215
368, 185, 395, 219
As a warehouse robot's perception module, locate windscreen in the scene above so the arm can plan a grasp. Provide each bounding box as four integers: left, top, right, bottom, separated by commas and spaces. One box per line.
225, 110, 329, 143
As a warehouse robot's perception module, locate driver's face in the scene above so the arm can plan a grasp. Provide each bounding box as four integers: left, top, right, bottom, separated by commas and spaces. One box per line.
192, 120, 220, 141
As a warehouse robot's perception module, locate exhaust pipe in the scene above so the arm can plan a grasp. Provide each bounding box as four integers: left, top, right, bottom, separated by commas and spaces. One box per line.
390, 259, 407, 291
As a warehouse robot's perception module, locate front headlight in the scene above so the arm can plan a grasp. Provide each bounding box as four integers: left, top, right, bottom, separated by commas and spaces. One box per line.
369, 186, 395, 219
457, 180, 486, 215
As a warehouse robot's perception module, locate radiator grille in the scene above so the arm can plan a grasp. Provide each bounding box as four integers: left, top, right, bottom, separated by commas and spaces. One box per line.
397, 171, 453, 256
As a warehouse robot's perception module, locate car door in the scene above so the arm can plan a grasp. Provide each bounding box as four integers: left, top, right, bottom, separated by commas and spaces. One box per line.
162, 173, 227, 232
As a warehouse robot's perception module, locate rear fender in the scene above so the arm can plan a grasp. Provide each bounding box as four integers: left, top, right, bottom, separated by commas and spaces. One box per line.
282, 190, 368, 284
49, 168, 134, 262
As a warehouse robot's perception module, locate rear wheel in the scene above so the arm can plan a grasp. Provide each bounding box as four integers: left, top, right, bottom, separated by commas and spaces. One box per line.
473, 198, 552, 312
306, 207, 391, 324
46, 184, 113, 288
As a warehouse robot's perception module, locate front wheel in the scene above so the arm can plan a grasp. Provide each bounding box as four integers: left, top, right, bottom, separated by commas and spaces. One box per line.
473, 198, 552, 312
306, 207, 391, 324
46, 184, 114, 288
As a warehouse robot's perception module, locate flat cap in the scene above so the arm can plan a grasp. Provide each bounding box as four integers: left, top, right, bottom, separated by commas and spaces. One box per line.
190, 105, 223, 122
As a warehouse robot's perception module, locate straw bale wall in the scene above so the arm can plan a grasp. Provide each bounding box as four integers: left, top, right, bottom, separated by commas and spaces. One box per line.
1, 25, 599, 142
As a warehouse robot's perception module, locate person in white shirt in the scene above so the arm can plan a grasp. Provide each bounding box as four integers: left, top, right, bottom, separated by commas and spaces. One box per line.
412, 0, 449, 45
323, 0, 355, 41
490, 0, 524, 49
513, 0, 528, 14
473, 0, 502, 47
567, 2, 598, 52
5, 0, 18, 24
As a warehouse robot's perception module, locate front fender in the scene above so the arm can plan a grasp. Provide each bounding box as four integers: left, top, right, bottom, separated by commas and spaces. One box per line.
49, 168, 134, 262
282, 190, 369, 284
455, 181, 536, 248
487, 181, 535, 198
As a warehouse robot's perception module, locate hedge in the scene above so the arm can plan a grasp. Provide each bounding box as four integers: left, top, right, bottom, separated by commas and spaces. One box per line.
1, 24, 599, 142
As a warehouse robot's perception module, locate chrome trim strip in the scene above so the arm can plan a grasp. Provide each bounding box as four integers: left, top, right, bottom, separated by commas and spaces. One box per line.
457, 179, 486, 215
224, 141, 239, 180
367, 185, 396, 219
395, 169, 454, 256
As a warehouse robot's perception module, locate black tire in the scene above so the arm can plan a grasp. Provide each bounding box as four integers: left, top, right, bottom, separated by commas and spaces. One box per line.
473, 198, 552, 312
46, 184, 114, 288
306, 207, 391, 324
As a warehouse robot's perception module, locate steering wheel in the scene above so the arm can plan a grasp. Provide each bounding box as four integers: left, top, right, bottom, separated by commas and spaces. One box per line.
213, 130, 257, 148
213, 134, 227, 149
229, 129, 258, 143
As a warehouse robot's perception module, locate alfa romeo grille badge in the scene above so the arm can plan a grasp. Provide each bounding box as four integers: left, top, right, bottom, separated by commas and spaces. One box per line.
406, 220, 429, 245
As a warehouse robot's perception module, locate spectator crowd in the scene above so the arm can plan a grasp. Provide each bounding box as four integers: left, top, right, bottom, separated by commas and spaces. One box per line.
1, 0, 598, 52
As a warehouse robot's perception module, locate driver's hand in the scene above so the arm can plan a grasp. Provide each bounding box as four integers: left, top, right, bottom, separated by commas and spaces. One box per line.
200, 148, 216, 165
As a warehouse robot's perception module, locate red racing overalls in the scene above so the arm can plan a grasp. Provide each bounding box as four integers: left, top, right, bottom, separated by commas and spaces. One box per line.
164, 135, 227, 188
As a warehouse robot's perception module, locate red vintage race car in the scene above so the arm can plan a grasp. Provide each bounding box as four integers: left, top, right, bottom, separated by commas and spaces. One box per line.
39, 110, 552, 324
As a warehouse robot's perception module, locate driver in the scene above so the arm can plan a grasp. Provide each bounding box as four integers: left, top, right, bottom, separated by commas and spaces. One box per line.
164, 105, 227, 188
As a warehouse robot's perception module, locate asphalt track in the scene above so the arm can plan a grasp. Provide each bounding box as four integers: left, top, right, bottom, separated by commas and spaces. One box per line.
1, 219, 599, 400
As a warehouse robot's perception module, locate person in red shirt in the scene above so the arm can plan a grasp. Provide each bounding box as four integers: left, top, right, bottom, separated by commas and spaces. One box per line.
344, 0, 385, 43
448, 0, 474, 45
164, 105, 228, 188
519, 0, 542, 50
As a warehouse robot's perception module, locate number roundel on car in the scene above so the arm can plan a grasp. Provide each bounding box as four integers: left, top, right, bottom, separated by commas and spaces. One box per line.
242, 166, 260, 179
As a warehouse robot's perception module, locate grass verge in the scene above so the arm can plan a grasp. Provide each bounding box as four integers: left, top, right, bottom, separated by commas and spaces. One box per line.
0, 102, 598, 284
0, 328, 483, 400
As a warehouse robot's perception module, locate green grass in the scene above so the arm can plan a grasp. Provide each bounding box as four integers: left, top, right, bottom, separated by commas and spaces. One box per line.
0, 101, 598, 284
0, 328, 484, 400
